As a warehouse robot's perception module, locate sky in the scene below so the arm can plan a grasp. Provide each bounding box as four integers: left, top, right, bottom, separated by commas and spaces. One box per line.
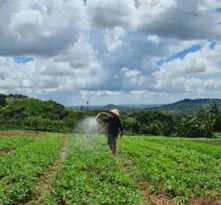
0, 0, 221, 106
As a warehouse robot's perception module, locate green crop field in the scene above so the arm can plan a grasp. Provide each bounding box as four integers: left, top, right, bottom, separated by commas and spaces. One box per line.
0, 136, 35, 153
0, 132, 220, 205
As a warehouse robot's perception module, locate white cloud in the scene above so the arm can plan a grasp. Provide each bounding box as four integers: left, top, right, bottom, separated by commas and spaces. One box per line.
121, 68, 141, 78
0, 78, 20, 89
136, 0, 221, 39
147, 35, 161, 44
0, 35, 104, 95
87, 0, 137, 29
103, 27, 125, 52
80, 90, 121, 98
10, 9, 44, 38
0, 0, 85, 56
164, 41, 221, 75
197, 3, 208, 12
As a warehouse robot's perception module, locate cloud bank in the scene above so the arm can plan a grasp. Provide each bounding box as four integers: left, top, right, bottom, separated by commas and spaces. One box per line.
0, 0, 221, 105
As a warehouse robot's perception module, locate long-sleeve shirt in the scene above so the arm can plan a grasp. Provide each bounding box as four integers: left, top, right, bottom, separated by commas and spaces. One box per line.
103, 117, 123, 137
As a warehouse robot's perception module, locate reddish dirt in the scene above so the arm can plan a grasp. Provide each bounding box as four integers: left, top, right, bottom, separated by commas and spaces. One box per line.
58, 200, 67, 205
188, 196, 221, 205
0, 150, 11, 155
192, 140, 221, 145
147, 194, 184, 205
139, 194, 221, 205
0, 130, 44, 137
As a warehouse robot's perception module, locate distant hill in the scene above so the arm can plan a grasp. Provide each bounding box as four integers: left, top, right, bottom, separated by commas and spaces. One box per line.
0, 94, 80, 132
146, 98, 221, 116
101, 99, 221, 115
102, 104, 140, 113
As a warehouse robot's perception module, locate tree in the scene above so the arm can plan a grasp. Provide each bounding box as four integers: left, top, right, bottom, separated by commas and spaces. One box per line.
54, 120, 64, 132
175, 102, 221, 138
127, 117, 137, 134
31, 116, 43, 132
208, 101, 221, 132
0, 94, 6, 107
43, 119, 51, 132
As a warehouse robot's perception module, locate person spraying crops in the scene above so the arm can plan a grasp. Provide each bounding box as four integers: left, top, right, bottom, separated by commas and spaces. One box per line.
96, 109, 123, 156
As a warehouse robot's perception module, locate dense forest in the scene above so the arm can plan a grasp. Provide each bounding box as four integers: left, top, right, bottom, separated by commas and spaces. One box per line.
0, 94, 221, 138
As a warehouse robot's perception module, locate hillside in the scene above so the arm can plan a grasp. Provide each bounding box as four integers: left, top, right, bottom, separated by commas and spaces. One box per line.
101, 98, 221, 116
102, 104, 140, 113
147, 98, 221, 116
0, 94, 176, 136
0, 94, 101, 132
1, 94, 221, 137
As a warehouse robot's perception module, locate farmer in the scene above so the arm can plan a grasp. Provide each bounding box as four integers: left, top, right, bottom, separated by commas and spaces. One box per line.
97, 109, 123, 155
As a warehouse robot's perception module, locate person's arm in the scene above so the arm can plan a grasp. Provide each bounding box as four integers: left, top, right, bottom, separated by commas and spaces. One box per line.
101, 112, 111, 117
96, 112, 111, 121
96, 114, 109, 134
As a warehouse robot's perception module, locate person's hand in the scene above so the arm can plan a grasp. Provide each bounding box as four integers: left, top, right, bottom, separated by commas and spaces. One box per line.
96, 113, 102, 119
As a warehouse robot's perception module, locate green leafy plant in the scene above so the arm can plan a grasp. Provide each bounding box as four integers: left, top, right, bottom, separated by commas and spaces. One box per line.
117, 136, 221, 202
51, 135, 140, 205
0, 136, 35, 152
0, 134, 63, 204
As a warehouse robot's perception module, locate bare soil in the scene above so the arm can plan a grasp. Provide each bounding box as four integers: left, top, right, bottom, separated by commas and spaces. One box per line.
0, 150, 11, 156
147, 195, 184, 205
188, 196, 221, 205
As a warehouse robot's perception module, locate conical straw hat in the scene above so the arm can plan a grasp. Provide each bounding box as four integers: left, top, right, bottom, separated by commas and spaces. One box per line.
109, 109, 120, 117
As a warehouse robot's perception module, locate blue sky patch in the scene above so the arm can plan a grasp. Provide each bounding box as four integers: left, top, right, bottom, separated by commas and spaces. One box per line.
13, 57, 35, 64
210, 41, 216, 49
83, 0, 87, 5
156, 44, 201, 66
216, 8, 221, 12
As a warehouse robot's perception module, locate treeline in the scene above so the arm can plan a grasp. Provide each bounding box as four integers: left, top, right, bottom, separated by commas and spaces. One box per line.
121, 110, 175, 136
0, 94, 96, 132
0, 94, 221, 138
175, 101, 221, 138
